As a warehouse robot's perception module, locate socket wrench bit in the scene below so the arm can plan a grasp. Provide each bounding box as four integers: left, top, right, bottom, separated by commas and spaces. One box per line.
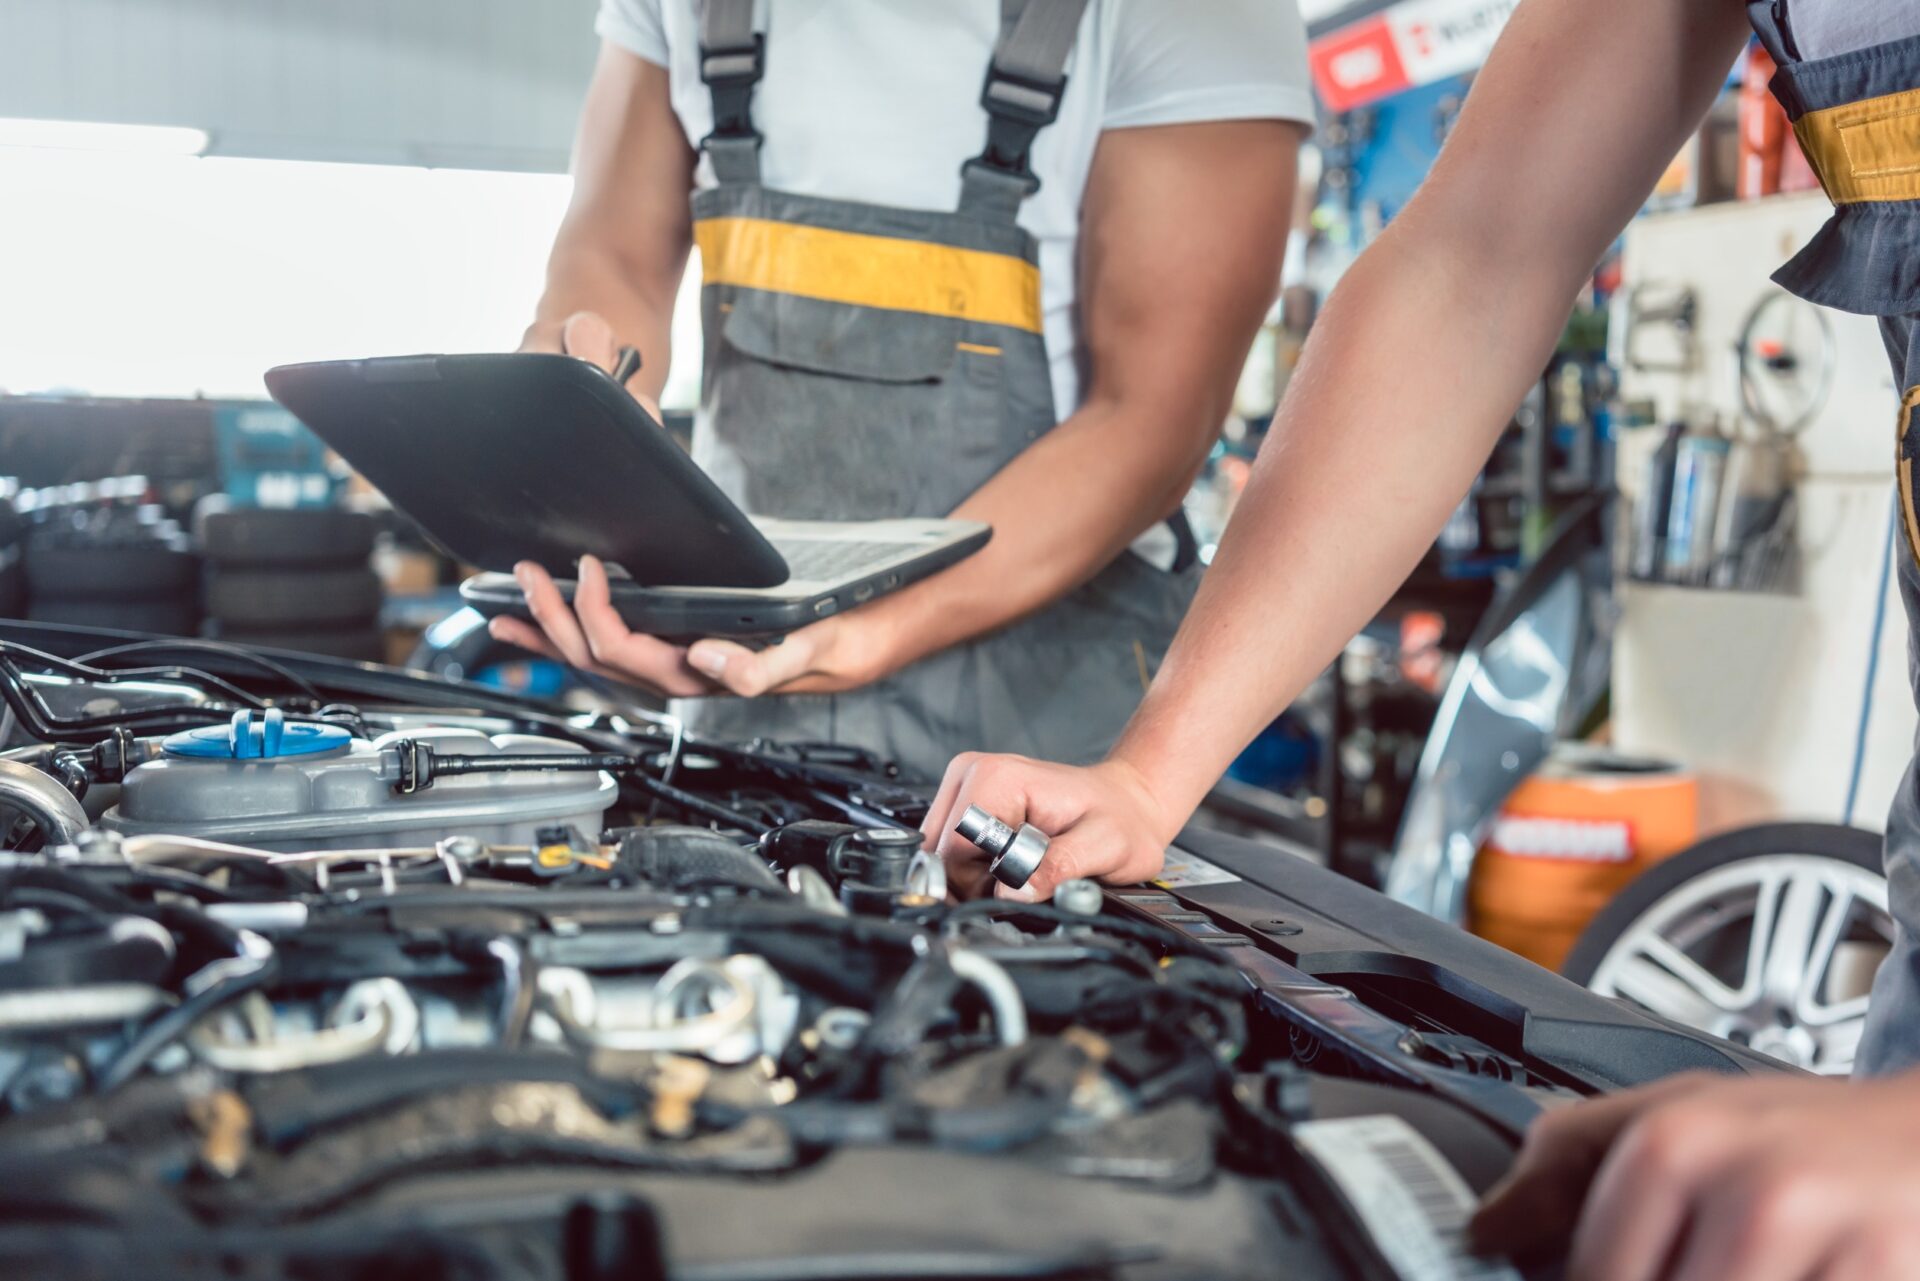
954, 804, 1049, 891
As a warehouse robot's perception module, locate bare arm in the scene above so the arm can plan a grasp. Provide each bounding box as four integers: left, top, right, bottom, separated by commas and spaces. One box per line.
841, 119, 1302, 681
519, 43, 695, 407
926, 0, 1753, 899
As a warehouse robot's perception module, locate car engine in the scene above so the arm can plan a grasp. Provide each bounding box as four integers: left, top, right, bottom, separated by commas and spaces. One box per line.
0, 629, 1653, 1281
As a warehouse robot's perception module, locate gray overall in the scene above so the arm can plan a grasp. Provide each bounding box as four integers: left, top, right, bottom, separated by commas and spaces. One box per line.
673, 0, 1198, 782
1751, 2, 1920, 1075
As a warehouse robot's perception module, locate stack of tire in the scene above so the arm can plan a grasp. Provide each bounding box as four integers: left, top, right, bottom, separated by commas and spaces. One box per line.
200, 508, 385, 663
0, 494, 23, 620
24, 511, 200, 636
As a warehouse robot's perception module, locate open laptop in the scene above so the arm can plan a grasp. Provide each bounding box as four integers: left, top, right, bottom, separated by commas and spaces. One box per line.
264, 354, 990, 641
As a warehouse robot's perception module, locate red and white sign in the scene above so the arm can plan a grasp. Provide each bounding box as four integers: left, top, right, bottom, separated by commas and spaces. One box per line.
1309, 0, 1520, 113
1486, 815, 1635, 864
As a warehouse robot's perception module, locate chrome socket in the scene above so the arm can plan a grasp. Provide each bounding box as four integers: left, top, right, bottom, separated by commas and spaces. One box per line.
954, 804, 1049, 891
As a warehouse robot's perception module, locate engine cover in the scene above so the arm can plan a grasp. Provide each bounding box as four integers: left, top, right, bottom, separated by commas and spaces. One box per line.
101, 723, 615, 850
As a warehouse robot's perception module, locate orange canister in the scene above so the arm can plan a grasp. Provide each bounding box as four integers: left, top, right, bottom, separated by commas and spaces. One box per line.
1467, 747, 1698, 971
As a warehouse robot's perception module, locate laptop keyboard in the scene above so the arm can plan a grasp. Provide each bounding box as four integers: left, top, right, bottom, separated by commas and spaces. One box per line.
773, 540, 912, 583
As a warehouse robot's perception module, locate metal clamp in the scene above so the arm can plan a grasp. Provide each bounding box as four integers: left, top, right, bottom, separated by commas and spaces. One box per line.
954, 805, 1049, 891
980, 65, 1067, 130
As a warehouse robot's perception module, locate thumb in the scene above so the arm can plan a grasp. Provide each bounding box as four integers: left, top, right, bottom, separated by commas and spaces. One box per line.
560, 312, 618, 372
1469, 1075, 1710, 1258
688, 632, 814, 696
996, 821, 1110, 904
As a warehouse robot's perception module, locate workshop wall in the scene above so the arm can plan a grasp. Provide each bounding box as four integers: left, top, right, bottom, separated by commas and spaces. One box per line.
0, 0, 598, 171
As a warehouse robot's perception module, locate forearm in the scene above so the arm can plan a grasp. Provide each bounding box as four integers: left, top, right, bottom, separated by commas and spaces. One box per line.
525, 236, 686, 404
522, 44, 695, 405
1102, 0, 1751, 831
923, 0, 1752, 904
865, 398, 1217, 673
1110, 223, 1585, 828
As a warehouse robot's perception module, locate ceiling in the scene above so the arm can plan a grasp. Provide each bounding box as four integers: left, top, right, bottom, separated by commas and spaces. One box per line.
0, 0, 602, 171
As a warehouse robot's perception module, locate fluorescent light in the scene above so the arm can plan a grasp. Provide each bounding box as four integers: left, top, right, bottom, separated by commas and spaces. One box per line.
0, 117, 208, 156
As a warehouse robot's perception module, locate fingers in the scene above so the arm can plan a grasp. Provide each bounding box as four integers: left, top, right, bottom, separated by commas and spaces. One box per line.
928, 754, 1043, 901
1664, 1161, 1837, 1281
520, 320, 566, 354
493, 557, 852, 700
1819, 1227, 1920, 1281
487, 615, 568, 663
1567, 1088, 1742, 1281
1483, 1071, 1920, 1281
499, 557, 699, 696
559, 311, 619, 372
1010, 818, 1123, 903
687, 632, 819, 698
1472, 1074, 1717, 1263
1473, 1099, 1638, 1258
571, 556, 706, 695
515, 561, 598, 671
919, 754, 1172, 902
921, 752, 982, 853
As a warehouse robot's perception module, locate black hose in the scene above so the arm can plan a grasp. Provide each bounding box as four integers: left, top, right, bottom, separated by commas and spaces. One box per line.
426, 752, 639, 776
75, 639, 326, 704
624, 771, 765, 831
407, 746, 761, 831
0, 644, 359, 745
94, 938, 278, 1093
945, 899, 1252, 970
675, 1244, 1161, 1280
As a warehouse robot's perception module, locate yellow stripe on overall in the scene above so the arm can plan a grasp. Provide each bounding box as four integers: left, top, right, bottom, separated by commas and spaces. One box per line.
1795, 86, 1920, 203
695, 216, 1043, 333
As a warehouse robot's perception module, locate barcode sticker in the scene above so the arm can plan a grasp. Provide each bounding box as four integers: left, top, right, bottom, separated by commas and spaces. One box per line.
1294, 1115, 1522, 1281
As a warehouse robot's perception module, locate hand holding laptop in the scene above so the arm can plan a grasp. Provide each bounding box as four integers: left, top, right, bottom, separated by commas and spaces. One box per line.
489, 553, 901, 699
264, 349, 991, 701
497, 315, 961, 695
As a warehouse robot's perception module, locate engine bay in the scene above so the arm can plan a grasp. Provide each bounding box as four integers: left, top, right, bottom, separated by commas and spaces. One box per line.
0, 628, 1731, 1281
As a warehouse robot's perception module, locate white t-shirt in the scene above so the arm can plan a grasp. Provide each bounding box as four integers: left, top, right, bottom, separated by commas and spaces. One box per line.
596, 0, 1316, 419
1778, 0, 1920, 60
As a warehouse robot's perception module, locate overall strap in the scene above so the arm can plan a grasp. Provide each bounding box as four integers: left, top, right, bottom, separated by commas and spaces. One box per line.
1746, 0, 1797, 67
959, 0, 1093, 222
700, 0, 764, 185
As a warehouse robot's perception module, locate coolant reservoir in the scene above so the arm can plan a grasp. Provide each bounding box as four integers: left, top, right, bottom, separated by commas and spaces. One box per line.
101, 710, 615, 851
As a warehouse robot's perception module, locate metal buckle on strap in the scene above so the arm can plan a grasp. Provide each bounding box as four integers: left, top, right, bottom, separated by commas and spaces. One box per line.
699, 35, 764, 89
979, 65, 1067, 131
699, 34, 765, 147
959, 155, 1040, 199
966, 65, 1069, 195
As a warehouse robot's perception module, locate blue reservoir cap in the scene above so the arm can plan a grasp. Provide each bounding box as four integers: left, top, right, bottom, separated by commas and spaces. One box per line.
162, 708, 352, 760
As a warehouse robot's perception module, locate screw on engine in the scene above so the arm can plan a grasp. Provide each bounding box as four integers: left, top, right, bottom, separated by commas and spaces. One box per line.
1053, 878, 1103, 917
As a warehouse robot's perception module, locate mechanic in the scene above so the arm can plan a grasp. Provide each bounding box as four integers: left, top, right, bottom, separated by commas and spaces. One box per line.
924, 1, 1920, 1276
488, 0, 1312, 781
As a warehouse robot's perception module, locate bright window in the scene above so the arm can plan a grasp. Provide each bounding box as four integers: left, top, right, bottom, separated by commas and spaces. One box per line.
0, 146, 703, 406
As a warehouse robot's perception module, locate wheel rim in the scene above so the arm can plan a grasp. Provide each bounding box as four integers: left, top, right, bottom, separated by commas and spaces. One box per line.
1588, 853, 1892, 1074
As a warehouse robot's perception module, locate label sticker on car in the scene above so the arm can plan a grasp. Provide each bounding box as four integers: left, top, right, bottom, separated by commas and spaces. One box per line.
1294, 1115, 1522, 1281
1153, 849, 1241, 888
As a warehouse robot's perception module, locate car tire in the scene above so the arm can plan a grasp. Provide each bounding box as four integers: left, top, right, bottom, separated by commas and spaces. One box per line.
203, 568, 382, 628
24, 545, 199, 600
200, 508, 377, 568
1563, 822, 1890, 1075
27, 597, 200, 636
0, 557, 23, 618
